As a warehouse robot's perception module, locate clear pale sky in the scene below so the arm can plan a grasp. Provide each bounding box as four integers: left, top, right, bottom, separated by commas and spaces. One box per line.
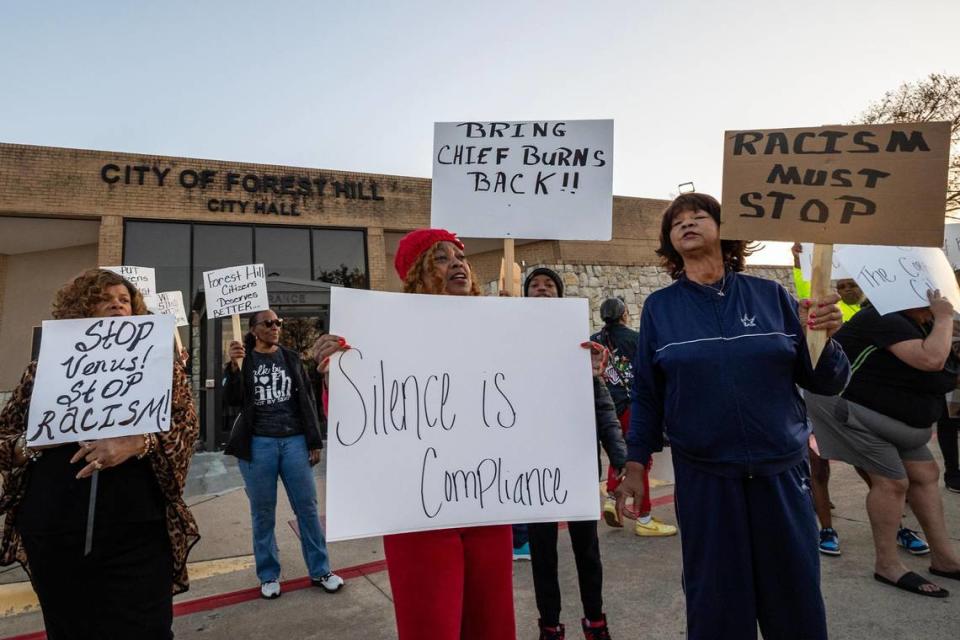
2, 0, 958, 264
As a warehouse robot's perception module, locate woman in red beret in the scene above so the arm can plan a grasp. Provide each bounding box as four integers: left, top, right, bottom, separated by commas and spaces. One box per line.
315, 228, 516, 640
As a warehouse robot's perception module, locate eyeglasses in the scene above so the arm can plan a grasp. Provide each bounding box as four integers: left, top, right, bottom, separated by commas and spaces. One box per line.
255, 319, 284, 328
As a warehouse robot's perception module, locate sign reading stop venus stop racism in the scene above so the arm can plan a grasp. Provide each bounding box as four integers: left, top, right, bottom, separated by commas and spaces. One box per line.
720, 122, 951, 246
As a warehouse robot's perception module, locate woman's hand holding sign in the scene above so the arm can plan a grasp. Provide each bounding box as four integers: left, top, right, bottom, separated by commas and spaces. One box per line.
313, 334, 352, 375
799, 292, 844, 339
71, 435, 150, 479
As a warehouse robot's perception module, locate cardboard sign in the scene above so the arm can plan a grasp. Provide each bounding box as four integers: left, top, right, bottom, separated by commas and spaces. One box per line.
799, 242, 850, 281
834, 245, 960, 315
202, 264, 269, 319
431, 119, 614, 240
943, 224, 960, 270
325, 288, 600, 541
102, 265, 158, 305
720, 122, 951, 246
153, 291, 189, 327
25, 315, 175, 445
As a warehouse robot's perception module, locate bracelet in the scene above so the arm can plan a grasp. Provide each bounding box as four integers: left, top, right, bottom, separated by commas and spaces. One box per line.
136, 433, 156, 460
17, 434, 41, 464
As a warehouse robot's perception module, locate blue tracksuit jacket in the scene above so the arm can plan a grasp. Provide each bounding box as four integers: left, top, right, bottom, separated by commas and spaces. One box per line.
627, 271, 850, 476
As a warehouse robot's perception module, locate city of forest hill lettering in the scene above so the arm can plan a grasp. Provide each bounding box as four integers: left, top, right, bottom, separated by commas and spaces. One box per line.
720, 122, 951, 246
26, 315, 175, 445
332, 347, 567, 519
436, 121, 608, 196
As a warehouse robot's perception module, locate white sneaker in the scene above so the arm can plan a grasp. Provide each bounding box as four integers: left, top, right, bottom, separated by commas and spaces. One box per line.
260, 580, 281, 599
313, 572, 344, 593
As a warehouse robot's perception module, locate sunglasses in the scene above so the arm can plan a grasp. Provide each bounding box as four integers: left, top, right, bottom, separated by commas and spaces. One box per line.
255, 319, 284, 328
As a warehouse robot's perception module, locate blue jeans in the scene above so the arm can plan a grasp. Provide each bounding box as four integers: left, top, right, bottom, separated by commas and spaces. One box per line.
238, 435, 331, 583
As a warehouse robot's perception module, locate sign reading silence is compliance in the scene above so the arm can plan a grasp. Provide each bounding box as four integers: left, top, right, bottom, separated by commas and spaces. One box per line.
720, 122, 951, 246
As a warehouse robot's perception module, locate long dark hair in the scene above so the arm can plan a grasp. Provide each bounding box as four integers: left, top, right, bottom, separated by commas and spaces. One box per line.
656, 193, 757, 280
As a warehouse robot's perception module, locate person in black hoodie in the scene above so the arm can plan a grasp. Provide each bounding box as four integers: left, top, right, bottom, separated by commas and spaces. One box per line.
523, 267, 627, 640
223, 309, 343, 600
592, 298, 677, 538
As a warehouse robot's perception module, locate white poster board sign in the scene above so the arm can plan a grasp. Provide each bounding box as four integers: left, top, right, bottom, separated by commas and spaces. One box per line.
799, 242, 850, 281
25, 315, 175, 446
154, 291, 189, 327
102, 265, 158, 307
325, 288, 600, 541
202, 264, 269, 318
431, 119, 614, 240
943, 224, 960, 270
834, 245, 960, 315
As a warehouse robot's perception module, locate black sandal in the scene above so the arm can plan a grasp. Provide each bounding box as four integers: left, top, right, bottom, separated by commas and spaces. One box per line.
930, 567, 960, 582
874, 571, 949, 598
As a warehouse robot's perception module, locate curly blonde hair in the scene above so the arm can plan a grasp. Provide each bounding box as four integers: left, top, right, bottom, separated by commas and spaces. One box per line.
401, 242, 481, 296
52, 269, 149, 319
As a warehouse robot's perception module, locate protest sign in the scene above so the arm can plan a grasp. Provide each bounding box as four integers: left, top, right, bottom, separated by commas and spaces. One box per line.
154, 291, 189, 327
834, 245, 960, 315
202, 264, 268, 319
431, 119, 614, 240
944, 224, 960, 270
102, 265, 158, 307
325, 288, 599, 541
799, 242, 850, 281
25, 315, 175, 446
720, 122, 951, 246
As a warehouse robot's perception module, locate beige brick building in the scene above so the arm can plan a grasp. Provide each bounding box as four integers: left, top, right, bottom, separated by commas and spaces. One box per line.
0, 142, 789, 449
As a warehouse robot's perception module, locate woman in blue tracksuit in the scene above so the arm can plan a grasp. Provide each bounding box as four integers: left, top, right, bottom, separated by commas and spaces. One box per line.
615, 193, 850, 640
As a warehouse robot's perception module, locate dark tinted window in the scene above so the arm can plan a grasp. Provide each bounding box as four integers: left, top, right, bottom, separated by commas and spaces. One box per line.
256, 227, 312, 281
312, 229, 367, 288
193, 224, 253, 304
123, 221, 191, 306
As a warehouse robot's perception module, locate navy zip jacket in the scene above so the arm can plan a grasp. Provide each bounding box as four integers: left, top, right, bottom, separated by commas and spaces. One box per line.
627, 271, 850, 477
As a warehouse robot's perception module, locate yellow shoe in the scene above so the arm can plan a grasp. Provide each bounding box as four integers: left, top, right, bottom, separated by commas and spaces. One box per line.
634, 517, 677, 537
602, 498, 623, 528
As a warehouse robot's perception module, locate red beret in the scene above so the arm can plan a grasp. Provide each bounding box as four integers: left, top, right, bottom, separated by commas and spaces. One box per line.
394, 228, 464, 280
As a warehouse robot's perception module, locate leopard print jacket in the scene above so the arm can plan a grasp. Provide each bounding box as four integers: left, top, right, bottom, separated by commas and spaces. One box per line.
0, 362, 201, 594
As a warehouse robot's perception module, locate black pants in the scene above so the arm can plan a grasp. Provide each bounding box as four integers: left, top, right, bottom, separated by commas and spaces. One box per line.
527, 520, 602, 625
938, 415, 960, 478
20, 521, 174, 640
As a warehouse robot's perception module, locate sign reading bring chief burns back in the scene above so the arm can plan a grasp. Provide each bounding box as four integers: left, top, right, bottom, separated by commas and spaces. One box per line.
720, 122, 951, 247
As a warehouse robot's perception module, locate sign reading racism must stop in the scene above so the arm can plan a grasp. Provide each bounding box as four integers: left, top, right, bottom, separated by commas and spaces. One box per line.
720, 122, 951, 246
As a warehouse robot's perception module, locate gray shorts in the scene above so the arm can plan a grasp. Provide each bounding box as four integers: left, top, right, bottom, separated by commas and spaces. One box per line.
804, 393, 934, 480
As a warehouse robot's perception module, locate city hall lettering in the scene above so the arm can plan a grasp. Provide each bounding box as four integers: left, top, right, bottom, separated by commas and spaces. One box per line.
100, 162, 385, 217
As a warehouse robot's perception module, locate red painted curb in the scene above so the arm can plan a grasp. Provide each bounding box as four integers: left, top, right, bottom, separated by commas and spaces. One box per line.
3, 494, 676, 640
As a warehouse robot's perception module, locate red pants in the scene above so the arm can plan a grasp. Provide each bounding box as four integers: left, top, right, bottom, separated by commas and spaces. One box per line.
605, 408, 652, 515
384, 525, 516, 640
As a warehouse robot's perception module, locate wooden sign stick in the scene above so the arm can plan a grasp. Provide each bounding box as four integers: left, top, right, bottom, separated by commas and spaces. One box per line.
807, 243, 834, 367
503, 238, 517, 296
231, 313, 244, 368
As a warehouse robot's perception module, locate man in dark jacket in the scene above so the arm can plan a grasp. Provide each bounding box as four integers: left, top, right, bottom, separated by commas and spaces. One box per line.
223, 309, 343, 600
523, 267, 626, 640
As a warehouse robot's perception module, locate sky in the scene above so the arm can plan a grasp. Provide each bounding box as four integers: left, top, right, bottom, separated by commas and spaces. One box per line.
2, 0, 959, 264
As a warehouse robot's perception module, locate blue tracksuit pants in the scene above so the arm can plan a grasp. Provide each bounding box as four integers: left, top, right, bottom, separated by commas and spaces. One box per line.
673, 457, 828, 640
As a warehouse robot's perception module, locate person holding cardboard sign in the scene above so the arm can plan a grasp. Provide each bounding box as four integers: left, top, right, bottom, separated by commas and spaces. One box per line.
315, 228, 516, 640
615, 193, 849, 640
0, 268, 200, 639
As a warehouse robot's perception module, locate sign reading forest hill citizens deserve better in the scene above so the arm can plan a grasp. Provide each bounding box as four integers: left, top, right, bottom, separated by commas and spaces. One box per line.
431, 120, 613, 240
720, 122, 951, 246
